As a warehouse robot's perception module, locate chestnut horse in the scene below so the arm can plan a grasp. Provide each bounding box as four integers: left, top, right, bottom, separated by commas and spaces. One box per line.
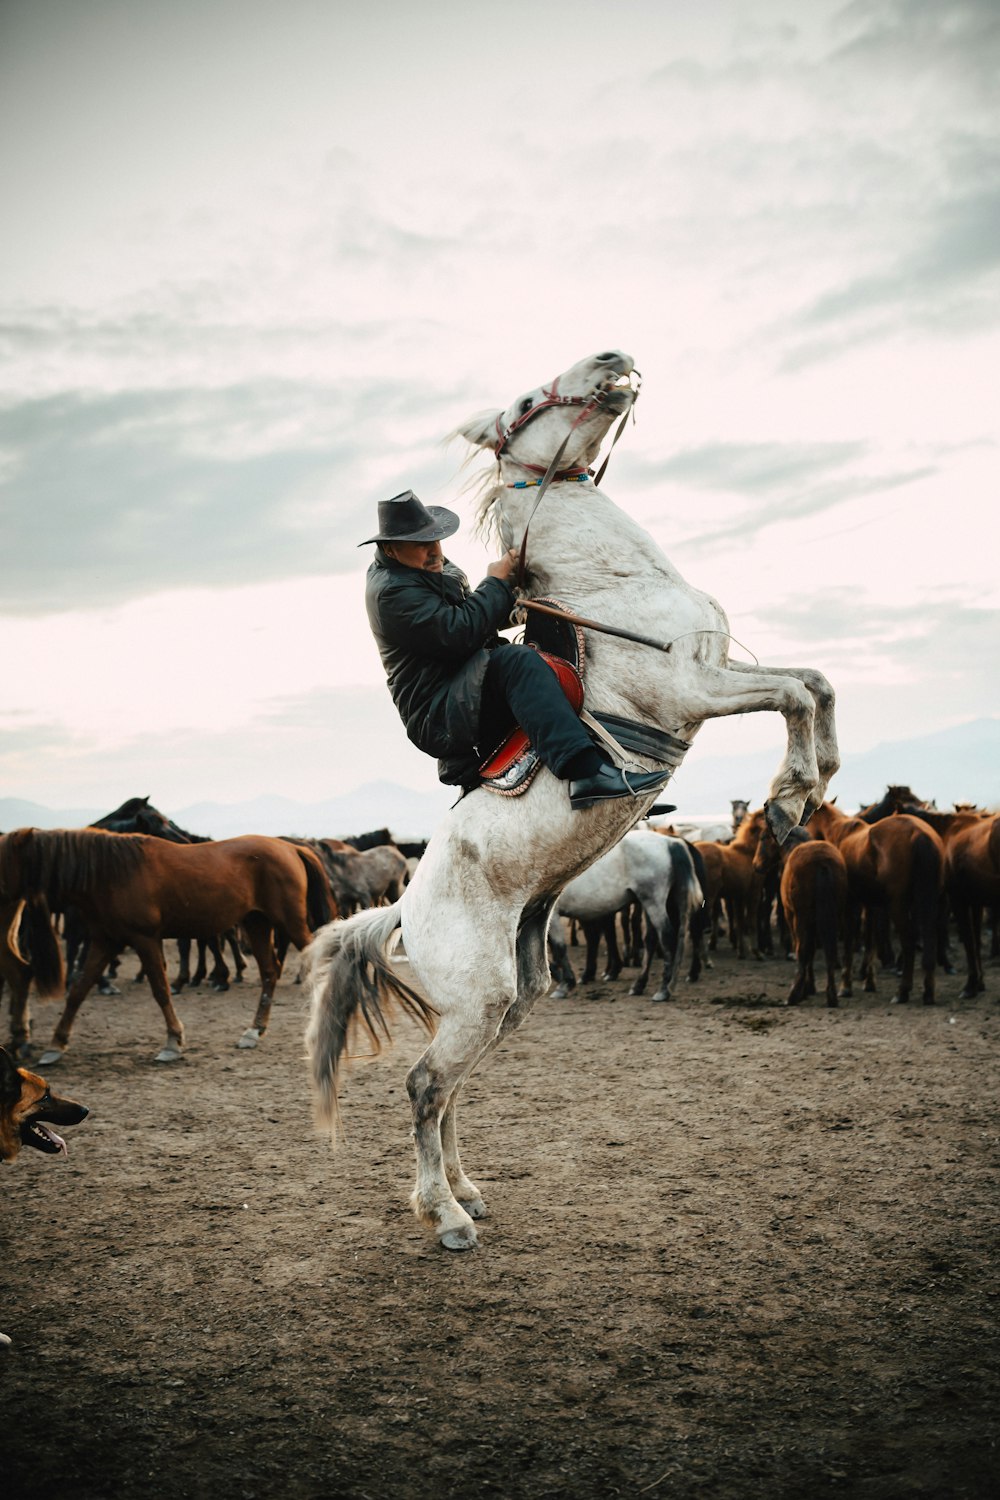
0, 828, 333, 1064
896, 805, 999, 998
806, 804, 944, 1004
755, 825, 848, 1006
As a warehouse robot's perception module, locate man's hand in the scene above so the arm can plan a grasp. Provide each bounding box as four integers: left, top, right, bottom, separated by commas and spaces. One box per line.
487, 547, 520, 582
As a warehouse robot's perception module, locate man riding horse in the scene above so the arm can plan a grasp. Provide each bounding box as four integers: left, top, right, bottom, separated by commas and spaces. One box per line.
361, 490, 671, 809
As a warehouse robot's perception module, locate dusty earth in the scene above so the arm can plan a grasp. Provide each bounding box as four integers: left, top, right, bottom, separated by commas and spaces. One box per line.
2, 929, 999, 1500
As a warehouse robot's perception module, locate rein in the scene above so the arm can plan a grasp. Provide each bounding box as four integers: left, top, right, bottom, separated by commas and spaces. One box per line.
513, 598, 759, 664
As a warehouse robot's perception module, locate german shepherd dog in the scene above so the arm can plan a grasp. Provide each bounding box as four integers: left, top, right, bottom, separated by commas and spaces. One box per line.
1, 1046, 89, 1346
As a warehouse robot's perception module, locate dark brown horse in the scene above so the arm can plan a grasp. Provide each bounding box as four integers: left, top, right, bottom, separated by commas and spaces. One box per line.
806, 804, 944, 1004
0, 828, 333, 1064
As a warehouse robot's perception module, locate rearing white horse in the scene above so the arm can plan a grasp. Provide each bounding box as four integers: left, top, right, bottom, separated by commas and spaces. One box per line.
306, 350, 839, 1251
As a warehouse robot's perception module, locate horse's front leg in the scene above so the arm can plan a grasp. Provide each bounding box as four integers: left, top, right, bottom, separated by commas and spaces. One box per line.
682, 665, 822, 841
38, 934, 117, 1066
727, 662, 840, 809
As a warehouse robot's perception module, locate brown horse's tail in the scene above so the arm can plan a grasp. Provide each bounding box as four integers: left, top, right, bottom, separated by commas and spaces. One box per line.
304, 901, 436, 1145
912, 830, 944, 963
296, 846, 335, 930
21, 895, 66, 999
813, 861, 840, 981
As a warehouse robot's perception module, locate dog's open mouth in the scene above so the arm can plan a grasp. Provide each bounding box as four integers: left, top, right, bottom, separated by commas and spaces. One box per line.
20, 1120, 69, 1155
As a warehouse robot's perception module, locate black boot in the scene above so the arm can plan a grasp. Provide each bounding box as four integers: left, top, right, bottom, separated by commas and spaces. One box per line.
569, 763, 671, 811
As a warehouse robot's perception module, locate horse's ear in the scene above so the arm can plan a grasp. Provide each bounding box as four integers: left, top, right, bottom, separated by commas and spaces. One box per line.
453, 409, 501, 451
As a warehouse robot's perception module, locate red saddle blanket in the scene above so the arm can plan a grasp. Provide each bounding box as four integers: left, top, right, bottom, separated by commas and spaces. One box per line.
479, 649, 584, 798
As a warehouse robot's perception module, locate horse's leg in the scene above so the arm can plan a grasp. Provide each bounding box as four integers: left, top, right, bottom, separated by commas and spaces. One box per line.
681, 665, 823, 840
890, 896, 914, 1004
173, 937, 192, 994
726, 662, 840, 812
602, 915, 623, 981
207, 936, 230, 991
439, 901, 556, 1226
127, 935, 186, 1062
0, 905, 32, 1059
238, 914, 280, 1048
861, 909, 878, 993
192, 939, 209, 986
547, 922, 576, 999
580, 922, 600, 984
38, 934, 117, 1065
407, 999, 509, 1248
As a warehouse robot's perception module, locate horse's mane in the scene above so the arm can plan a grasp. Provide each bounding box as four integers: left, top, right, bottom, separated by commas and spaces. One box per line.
1, 828, 148, 902
443, 424, 504, 540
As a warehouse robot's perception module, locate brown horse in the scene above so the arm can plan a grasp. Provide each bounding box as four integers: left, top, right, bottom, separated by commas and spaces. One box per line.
897, 806, 1000, 998
757, 825, 848, 1006
806, 804, 944, 1004
697, 808, 767, 960
0, 828, 334, 1064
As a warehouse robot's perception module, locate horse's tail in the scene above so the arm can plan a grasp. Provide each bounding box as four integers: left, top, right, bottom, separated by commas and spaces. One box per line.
296, 846, 335, 930
911, 829, 943, 960
304, 901, 436, 1144
814, 860, 839, 977
21, 895, 66, 999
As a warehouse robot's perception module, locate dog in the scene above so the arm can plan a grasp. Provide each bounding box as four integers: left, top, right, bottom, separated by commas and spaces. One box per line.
1, 1046, 89, 1346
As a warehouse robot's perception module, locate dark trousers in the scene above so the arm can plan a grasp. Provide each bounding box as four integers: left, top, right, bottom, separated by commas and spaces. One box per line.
478, 644, 594, 778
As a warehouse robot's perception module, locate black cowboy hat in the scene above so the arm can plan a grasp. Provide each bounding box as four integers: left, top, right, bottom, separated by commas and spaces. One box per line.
359, 490, 460, 546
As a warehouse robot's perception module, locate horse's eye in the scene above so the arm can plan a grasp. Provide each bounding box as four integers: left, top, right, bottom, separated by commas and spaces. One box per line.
519, 398, 534, 415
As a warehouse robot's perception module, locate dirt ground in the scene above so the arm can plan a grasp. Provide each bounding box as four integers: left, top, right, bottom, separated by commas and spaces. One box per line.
3, 928, 999, 1500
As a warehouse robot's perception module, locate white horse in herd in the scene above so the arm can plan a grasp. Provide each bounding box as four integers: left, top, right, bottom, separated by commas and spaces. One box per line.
307, 349, 839, 1251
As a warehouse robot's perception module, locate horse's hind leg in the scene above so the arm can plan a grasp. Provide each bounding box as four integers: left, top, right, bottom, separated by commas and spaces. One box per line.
130, 935, 186, 1062
238, 914, 281, 1047
407, 1007, 506, 1250
429, 903, 555, 1245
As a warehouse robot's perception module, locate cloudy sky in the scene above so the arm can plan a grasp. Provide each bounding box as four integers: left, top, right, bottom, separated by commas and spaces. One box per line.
2, 0, 998, 816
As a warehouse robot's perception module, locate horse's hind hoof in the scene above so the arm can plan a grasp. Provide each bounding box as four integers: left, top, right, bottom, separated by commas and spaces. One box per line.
439, 1223, 479, 1252
37, 1049, 63, 1068
154, 1045, 183, 1063
237, 1027, 262, 1049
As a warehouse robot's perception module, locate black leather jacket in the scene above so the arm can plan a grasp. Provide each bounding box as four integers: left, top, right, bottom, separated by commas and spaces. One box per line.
365, 550, 516, 783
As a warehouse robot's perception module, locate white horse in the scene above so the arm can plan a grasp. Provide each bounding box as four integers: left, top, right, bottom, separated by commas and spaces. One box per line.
306, 349, 839, 1251
547, 828, 704, 1001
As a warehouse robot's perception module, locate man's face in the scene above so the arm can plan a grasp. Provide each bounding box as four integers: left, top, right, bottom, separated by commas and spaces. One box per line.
385, 539, 444, 572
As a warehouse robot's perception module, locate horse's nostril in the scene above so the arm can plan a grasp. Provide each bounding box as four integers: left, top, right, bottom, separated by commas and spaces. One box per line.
596, 352, 617, 361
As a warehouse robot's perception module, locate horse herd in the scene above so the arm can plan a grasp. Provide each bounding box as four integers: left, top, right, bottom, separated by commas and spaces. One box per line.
0, 797, 423, 1066
1, 783, 996, 1076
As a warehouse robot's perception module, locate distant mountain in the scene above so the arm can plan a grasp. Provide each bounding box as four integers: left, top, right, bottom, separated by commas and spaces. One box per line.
3, 718, 997, 840
665, 715, 1000, 816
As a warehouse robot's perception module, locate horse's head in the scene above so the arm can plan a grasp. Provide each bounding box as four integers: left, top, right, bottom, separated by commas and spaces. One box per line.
455, 350, 638, 483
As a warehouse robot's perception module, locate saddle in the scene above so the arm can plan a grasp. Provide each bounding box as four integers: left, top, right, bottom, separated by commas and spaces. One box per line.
479, 600, 586, 797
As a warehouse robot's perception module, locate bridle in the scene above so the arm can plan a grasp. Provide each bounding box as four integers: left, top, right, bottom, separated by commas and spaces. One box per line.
496, 368, 641, 588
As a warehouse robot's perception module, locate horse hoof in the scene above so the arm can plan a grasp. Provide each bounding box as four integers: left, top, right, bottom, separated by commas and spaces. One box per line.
651, 990, 673, 1003
154, 1045, 183, 1063
439, 1223, 479, 1252
37, 1049, 63, 1068
237, 1027, 261, 1049
459, 1196, 488, 1220
764, 799, 797, 846
550, 984, 569, 999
